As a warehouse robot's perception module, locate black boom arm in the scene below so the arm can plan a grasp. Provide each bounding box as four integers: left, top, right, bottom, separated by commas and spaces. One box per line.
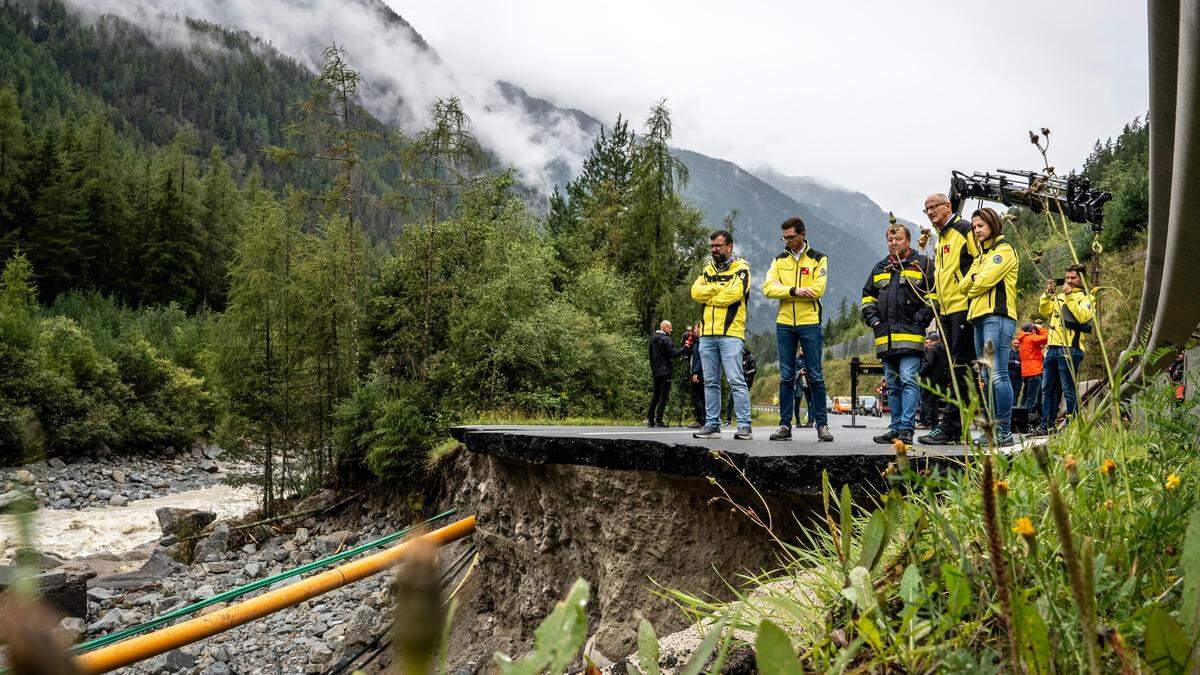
949, 169, 1111, 229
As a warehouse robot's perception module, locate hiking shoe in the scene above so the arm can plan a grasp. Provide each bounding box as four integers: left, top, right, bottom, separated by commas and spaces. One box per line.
918, 427, 959, 445
897, 429, 914, 445
734, 425, 753, 440
692, 425, 721, 439
817, 425, 834, 442
995, 433, 1017, 448
873, 429, 901, 445
769, 425, 792, 441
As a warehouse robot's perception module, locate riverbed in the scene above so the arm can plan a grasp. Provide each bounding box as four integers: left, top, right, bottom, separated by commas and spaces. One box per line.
0, 483, 259, 562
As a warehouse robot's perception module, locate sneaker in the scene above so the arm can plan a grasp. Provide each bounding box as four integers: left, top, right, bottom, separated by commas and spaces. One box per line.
734, 425, 753, 440
995, 433, 1017, 448
873, 429, 901, 445
918, 427, 959, 445
817, 425, 834, 442
692, 425, 721, 439
769, 425, 792, 441
897, 429, 914, 445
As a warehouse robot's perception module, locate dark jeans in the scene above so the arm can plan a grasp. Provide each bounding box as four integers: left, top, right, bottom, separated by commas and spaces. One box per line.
1020, 374, 1042, 418
1042, 346, 1084, 425
919, 388, 938, 426
647, 374, 671, 424
935, 310, 974, 437
777, 323, 828, 428
794, 380, 815, 425
690, 378, 706, 425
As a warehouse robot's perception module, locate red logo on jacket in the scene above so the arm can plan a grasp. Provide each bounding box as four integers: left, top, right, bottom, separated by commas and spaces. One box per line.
942, 245, 951, 254
800, 267, 810, 275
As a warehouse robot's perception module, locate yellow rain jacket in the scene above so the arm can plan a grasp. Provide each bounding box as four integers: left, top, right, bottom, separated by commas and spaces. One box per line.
1040, 287, 1096, 350
761, 245, 828, 326
691, 256, 751, 340
960, 235, 1019, 321
932, 214, 979, 315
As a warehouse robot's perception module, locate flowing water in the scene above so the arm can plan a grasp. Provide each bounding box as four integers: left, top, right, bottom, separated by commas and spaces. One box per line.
0, 484, 260, 563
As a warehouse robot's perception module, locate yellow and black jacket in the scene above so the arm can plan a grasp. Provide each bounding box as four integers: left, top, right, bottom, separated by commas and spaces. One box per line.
932, 214, 979, 315
960, 235, 1018, 321
761, 245, 828, 326
860, 249, 935, 357
691, 256, 751, 340
1039, 288, 1096, 350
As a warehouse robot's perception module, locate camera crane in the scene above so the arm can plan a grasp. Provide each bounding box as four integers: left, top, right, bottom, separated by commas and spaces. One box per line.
930, 169, 1113, 285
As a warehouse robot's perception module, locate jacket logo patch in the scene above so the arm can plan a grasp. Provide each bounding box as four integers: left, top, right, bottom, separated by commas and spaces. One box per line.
942, 245, 950, 254
992, 254, 1003, 263
819, 268, 827, 276
801, 267, 810, 275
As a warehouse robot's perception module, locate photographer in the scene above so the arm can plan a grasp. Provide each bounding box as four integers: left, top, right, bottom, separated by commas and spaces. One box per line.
647, 320, 686, 427
1034, 264, 1095, 435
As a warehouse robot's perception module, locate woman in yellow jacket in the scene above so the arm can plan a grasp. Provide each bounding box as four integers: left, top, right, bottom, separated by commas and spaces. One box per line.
959, 207, 1019, 446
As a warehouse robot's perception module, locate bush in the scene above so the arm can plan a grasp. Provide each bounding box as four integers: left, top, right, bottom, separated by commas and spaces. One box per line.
334, 377, 446, 482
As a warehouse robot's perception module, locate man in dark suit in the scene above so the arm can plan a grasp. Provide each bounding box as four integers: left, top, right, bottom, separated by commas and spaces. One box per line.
647, 320, 685, 427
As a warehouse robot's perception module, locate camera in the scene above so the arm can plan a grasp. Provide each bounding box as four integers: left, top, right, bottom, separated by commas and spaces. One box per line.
1054, 278, 1065, 286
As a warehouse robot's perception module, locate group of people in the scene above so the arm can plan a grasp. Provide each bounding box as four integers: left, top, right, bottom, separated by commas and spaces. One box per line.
649, 192, 1097, 446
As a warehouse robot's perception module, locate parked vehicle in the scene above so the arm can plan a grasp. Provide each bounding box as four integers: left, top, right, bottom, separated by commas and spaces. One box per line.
858, 395, 880, 416
832, 397, 853, 414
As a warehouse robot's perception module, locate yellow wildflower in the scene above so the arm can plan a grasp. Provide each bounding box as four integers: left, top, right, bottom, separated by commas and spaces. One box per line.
1166, 474, 1181, 491
995, 479, 1009, 495
1100, 458, 1117, 482
1104, 499, 1114, 511
1065, 455, 1080, 487
1012, 517, 1035, 537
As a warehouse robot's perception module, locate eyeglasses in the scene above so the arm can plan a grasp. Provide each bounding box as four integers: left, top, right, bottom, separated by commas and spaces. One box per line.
781, 232, 804, 241
710, 241, 731, 248
923, 202, 949, 213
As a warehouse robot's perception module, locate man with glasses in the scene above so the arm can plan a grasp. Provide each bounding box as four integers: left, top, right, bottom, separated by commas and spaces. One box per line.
762, 217, 833, 442
917, 194, 979, 445
691, 230, 753, 439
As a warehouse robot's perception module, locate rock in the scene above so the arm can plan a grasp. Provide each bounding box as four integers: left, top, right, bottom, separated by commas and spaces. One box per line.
0, 489, 32, 512
198, 459, 219, 473
92, 489, 113, 501
109, 494, 128, 507
87, 586, 117, 601
200, 443, 223, 460
201, 663, 233, 675
157, 507, 216, 536
57, 616, 86, 640
206, 561, 235, 574
95, 443, 112, 458
87, 608, 127, 633
111, 469, 125, 483
241, 543, 257, 555
191, 585, 215, 601
0, 569, 86, 618
293, 528, 310, 545
313, 531, 358, 554
210, 646, 231, 662
13, 469, 35, 485
48, 457, 67, 469
310, 641, 333, 663
244, 562, 263, 578
345, 606, 379, 645
193, 522, 231, 561
150, 478, 169, 489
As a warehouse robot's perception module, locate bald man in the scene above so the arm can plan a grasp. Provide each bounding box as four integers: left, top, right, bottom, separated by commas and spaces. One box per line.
917, 193, 980, 445
647, 320, 686, 427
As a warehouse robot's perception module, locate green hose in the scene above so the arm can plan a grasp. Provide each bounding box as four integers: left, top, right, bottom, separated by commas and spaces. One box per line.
72, 508, 457, 654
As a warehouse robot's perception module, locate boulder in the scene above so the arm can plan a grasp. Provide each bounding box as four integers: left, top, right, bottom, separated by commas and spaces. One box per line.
86, 608, 128, 633
111, 469, 125, 483
156, 507, 216, 536
0, 569, 87, 618
48, 458, 67, 469
57, 616, 86, 641
109, 494, 128, 507
200, 443, 224, 460
193, 523, 231, 561
13, 469, 35, 485
198, 459, 220, 473
313, 531, 358, 554
0, 489, 32, 512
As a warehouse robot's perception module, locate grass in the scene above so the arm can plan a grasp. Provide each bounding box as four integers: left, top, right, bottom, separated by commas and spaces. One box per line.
663, 370, 1200, 673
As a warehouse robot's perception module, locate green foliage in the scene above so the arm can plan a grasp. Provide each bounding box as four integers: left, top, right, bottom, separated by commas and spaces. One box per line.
674, 377, 1200, 672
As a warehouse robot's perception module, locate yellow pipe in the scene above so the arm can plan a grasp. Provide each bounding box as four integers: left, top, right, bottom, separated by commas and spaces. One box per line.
74, 516, 476, 674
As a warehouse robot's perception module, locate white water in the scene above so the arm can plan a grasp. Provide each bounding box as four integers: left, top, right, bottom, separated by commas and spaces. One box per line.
0, 484, 260, 562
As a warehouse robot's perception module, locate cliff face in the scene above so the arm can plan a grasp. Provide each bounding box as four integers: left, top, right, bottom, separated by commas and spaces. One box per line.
436, 448, 817, 664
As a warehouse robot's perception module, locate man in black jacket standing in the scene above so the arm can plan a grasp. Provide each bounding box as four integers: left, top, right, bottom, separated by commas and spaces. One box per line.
919, 334, 948, 428
861, 224, 935, 444
648, 320, 685, 427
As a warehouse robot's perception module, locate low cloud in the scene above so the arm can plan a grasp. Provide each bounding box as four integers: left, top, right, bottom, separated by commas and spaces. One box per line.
69, 0, 595, 192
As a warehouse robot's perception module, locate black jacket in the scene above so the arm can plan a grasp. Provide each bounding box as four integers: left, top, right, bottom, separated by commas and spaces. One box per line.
649, 330, 684, 378
861, 248, 935, 358
920, 344, 949, 385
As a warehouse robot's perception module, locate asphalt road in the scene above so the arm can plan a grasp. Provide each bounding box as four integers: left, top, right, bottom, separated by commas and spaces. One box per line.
455, 413, 971, 459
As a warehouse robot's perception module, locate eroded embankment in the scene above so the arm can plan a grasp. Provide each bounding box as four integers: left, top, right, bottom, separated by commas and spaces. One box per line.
436, 447, 820, 668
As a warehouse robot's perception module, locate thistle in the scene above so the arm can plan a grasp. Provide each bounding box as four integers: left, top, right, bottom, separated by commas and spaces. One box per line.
981, 454, 1019, 668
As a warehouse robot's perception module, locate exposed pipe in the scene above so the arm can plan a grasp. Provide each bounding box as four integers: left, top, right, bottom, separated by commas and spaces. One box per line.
73, 516, 477, 674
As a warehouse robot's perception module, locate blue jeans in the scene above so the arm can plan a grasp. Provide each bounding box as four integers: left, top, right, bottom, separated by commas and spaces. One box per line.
699, 336, 750, 427
1042, 346, 1084, 424
777, 323, 828, 427
973, 314, 1016, 436
884, 354, 921, 432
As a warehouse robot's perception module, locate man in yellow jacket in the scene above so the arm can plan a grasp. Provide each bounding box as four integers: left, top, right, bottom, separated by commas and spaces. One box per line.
690, 229, 753, 440
761, 217, 833, 442
917, 193, 979, 445
1033, 264, 1096, 435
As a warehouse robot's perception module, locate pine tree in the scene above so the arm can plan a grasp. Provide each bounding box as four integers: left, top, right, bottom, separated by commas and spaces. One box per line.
0, 87, 28, 258
197, 145, 245, 309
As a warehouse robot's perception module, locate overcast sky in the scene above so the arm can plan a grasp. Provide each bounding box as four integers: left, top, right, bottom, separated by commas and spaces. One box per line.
390, 1, 1148, 223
